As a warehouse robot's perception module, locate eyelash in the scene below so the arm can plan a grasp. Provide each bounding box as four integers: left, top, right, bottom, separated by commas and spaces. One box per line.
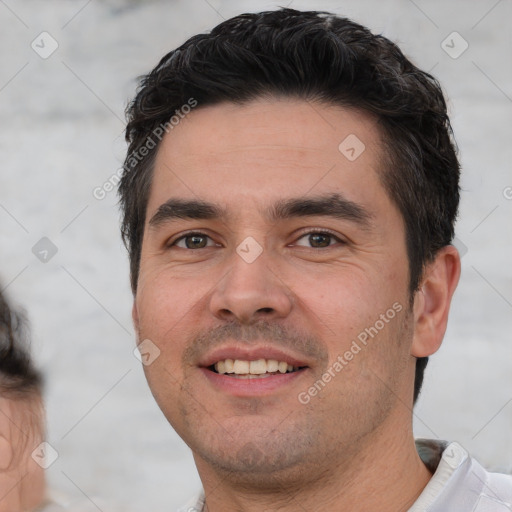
168, 229, 345, 249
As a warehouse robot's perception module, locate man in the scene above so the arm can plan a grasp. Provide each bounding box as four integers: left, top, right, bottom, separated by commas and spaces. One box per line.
0, 288, 46, 512
119, 8, 512, 511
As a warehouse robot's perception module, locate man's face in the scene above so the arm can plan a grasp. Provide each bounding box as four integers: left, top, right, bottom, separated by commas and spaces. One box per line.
133, 98, 416, 480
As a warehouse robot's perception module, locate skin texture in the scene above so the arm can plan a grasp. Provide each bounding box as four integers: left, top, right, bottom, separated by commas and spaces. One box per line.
132, 98, 460, 511
0, 396, 45, 512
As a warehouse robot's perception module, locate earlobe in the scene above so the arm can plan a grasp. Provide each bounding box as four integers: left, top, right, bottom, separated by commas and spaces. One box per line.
411, 245, 461, 358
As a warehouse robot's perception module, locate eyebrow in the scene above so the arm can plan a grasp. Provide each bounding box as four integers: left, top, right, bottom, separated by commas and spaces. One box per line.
269, 193, 373, 228
148, 193, 373, 229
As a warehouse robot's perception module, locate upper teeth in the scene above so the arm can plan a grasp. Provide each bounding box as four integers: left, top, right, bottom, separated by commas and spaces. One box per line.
214, 359, 296, 375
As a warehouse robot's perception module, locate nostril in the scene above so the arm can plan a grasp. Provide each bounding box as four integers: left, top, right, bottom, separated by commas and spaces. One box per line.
257, 307, 274, 314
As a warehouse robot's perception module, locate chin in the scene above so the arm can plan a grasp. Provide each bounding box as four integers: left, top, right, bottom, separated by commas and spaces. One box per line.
186, 417, 315, 481
200, 443, 305, 479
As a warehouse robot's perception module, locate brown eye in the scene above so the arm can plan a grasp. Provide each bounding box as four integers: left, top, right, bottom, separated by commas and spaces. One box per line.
186, 235, 207, 249
295, 231, 341, 248
308, 233, 332, 247
173, 233, 214, 249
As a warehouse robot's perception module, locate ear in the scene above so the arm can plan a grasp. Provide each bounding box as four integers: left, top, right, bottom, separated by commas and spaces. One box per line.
411, 245, 461, 358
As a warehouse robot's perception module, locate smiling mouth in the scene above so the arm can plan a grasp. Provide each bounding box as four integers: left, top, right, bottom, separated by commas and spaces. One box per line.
208, 358, 307, 379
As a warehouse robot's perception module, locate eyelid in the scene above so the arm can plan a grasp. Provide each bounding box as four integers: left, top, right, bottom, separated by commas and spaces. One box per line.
167, 230, 218, 248
292, 228, 346, 246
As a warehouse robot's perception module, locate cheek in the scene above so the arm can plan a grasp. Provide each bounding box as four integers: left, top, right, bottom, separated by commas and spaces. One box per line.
295, 267, 382, 332
135, 272, 207, 391
295, 265, 408, 365
136, 267, 207, 339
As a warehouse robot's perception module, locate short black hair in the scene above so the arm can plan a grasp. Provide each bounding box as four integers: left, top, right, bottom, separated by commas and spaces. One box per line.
119, 8, 460, 404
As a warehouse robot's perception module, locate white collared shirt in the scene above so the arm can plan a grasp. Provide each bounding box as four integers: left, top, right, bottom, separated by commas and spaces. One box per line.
411, 439, 512, 511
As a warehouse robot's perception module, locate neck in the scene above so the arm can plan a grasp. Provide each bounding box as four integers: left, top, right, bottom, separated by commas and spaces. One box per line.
194, 415, 432, 512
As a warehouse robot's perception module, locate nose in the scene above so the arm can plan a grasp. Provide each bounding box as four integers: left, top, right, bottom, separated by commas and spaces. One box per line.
208, 244, 294, 324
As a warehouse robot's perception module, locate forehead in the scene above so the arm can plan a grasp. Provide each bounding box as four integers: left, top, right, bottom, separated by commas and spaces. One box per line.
149, 98, 390, 216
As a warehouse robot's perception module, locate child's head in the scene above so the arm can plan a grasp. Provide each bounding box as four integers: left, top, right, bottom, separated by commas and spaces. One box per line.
0, 288, 45, 512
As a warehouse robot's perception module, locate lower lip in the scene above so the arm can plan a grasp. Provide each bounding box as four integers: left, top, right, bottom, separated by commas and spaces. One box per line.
200, 368, 307, 396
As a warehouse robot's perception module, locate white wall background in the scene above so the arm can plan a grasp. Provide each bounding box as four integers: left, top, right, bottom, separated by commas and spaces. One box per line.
0, 0, 510, 510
